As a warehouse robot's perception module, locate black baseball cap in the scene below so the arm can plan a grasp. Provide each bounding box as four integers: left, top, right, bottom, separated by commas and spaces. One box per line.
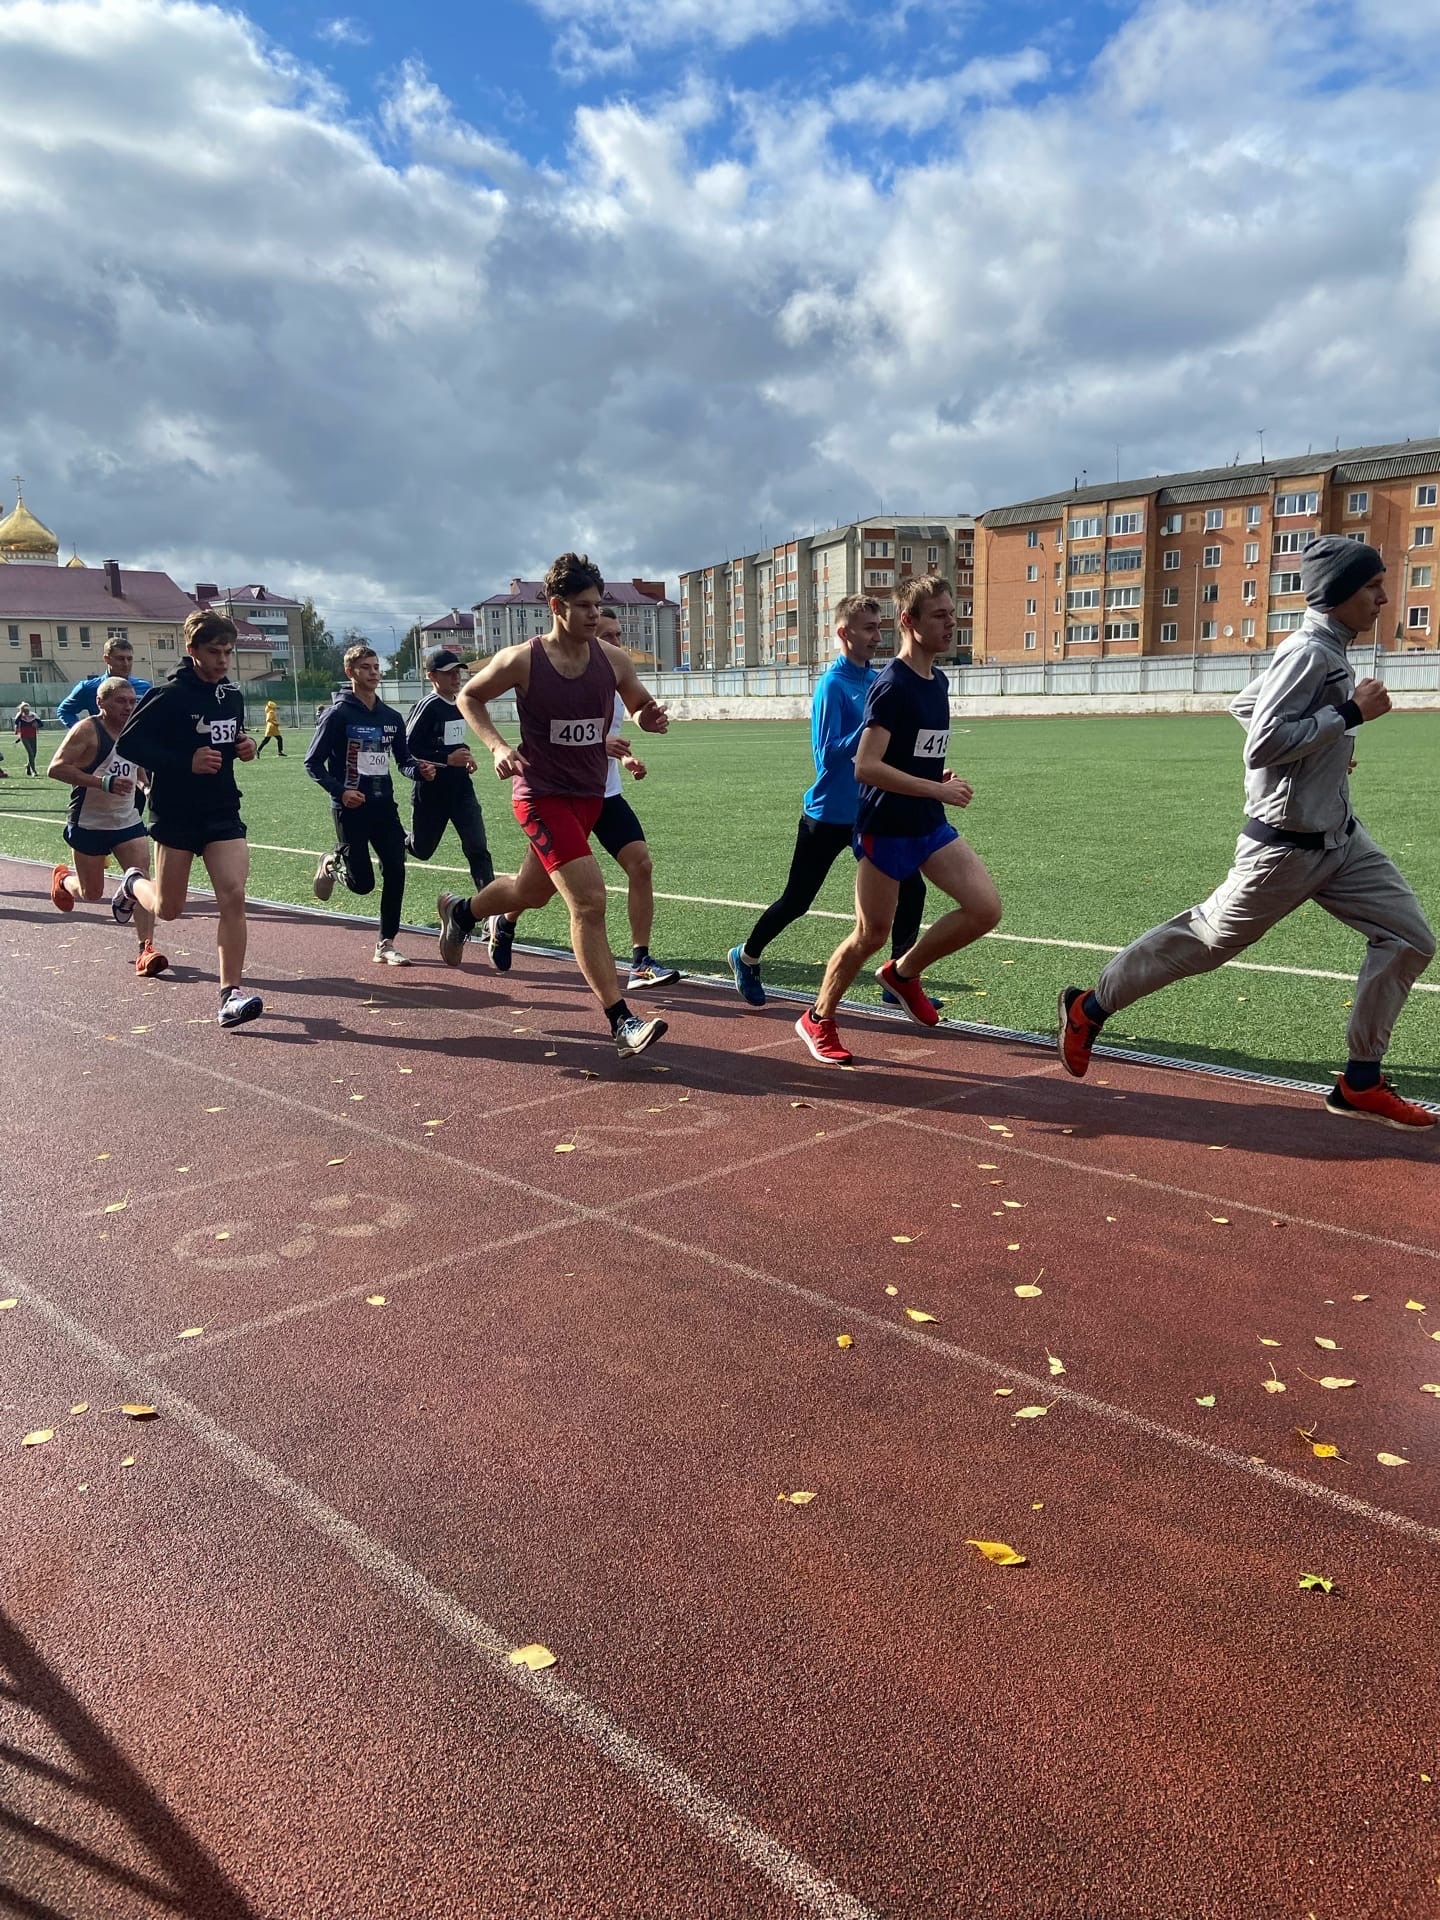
424, 646, 466, 671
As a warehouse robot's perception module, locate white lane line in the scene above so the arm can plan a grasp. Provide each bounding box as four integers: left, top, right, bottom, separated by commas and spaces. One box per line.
81, 1159, 299, 1219
3, 1264, 880, 1920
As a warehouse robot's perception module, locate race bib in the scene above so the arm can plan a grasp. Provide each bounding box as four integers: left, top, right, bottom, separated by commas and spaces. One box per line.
110, 756, 136, 784
549, 716, 605, 747
442, 717, 467, 748
209, 718, 238, 746
356, 747, 388, 776
914, 727, 950, 759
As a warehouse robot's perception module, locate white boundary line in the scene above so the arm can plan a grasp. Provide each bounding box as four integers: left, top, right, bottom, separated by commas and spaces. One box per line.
1, 1261, 881, 1920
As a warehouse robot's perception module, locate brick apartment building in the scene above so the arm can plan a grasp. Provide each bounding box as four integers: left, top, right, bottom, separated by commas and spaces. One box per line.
679, 517, 976, 669
976, 437, 1440, 662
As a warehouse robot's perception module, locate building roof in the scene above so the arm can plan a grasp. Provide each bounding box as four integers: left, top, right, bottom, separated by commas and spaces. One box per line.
422, 610, 475, 634
222, 583, 302, 609
0, 492, 59, 558
981, 436, 1440, 528
475, 578, 677, 611
0, 562, 197, 621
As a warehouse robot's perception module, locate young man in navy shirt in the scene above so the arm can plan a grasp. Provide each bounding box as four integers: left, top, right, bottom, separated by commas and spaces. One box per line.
729, 593, 929, 1011
796, 574, 1002, 1066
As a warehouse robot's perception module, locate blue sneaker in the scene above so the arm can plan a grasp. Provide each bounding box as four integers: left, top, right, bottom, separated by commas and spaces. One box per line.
728, 944, 765, 1007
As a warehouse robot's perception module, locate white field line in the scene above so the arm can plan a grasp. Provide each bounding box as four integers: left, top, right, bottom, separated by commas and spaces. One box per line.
2, 1263, 880, 1920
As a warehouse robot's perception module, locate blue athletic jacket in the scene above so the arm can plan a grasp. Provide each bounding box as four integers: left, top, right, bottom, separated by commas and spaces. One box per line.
803, 654, 875, 825
58, 672, 153, 728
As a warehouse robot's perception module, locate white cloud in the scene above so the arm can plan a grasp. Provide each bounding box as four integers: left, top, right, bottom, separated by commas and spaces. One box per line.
3, 0, 1440, 640
531, 0, 838, 76
316, 15, 371, 47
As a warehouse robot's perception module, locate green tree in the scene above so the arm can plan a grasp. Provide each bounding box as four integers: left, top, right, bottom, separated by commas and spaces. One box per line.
299, 597, 344, 680
391, 623, 426, 679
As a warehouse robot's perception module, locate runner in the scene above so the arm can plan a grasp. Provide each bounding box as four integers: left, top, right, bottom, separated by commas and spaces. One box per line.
112, 608, 263, 1029
11, 703, 41, 776
57, 634, 152, 726
403, 646, 494, 893
729, 594, 930, 1012
436, 552, 669, 1058
1058, 536, 1436, 1128
46, 675, 167, 977
307, 644, 427, 966
795, 573, 1001, 1067
487, 606, 680, 992
255, 699, 285, 755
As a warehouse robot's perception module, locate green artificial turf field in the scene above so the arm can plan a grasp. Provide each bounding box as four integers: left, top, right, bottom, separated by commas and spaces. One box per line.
3, 711, 1437, 1091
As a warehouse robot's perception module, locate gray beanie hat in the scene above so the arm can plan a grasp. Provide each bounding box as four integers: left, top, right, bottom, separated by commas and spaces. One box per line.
1301, 534, 1383, 610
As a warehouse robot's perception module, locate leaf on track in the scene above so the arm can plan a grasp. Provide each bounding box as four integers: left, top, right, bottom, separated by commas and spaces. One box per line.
1014, 1284, 1043, 1299
835, 1334, 853, 1350
790, 1100, 813, 1109
1195, 1394, 1216, 1408
1298, 1573, 1336, 1594
580, 1069, 600, 1080
1013, 1405, 1048, 1420
203, 1106, 223, 1113
1350, 1293, 1371, 1303
1315, 1377, 1356, 1390
1047, 1353, 1066, 1376
69, 1404, 88, 1416
904, 1308, 938, 1324
554, 1143, 577, 1154
1311, 1443, 1341, 1459
0, 1300, 17, 1312
966, 1539, 1027, 1566
21, 1429, 54, 1447
326, 1157, 348, 1166
778, 1490, 816, 1505
1376, 1452, 1410, 1467
119, 1456, 135, 1468
891, 1235, 914, 1244
1258, 1337, 1281, 1347
1209, 1216, 1230, 1226
1420, 1384, 1440, 1397
120, 1405, 157, 1420
1262, 1364, 1286, 1394
103, 1199, 128, 1214
1405, 1300, 1426, 1312
508, 1644, 557, 1671
177, 1328, 204, 1340
366, 1296, 387, 1307
1314, 1337, 1339, 1351
993, 1387, 1015, 1397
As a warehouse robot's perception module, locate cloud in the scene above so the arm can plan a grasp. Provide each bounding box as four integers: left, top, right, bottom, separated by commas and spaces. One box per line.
3, 0, 1440, 641
315, 15, 371, 48
529, 0, 838, 76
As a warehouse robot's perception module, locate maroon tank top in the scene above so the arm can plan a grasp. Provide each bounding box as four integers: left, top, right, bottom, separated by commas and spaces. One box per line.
512, 635, 619, 800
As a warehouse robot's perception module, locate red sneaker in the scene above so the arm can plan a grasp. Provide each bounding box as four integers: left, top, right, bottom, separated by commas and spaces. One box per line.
50, 864, 75, 913
876, 958, 940, 1028
135, 941, 170, 978
1058, 986, 1101, 1079
1325, 1077, 1436, 1130
795, 1008, 853, 1066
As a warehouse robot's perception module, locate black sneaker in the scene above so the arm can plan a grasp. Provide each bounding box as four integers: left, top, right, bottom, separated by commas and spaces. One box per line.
614, 1013, 667, 1058
488, 915, 515, 972
218, 988, 263, 1029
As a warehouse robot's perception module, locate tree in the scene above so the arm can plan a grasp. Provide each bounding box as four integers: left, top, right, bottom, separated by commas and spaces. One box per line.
391, 623, 426, 679
299, 597, 344, 680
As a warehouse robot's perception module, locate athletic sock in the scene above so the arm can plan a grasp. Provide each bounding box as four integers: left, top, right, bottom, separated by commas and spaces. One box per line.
605, 998, 632, 1033
451, 898, 478, 935
740, 949, 760, 967
631, 946, 648, 966
1082, 992, 1110, 1027
1344, 1059, 1382, 1091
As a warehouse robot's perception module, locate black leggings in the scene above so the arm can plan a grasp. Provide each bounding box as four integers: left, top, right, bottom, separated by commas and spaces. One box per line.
747, 815, 925, 962
256, 733, 285, 755
332, 800, 407, 940
407, 778, 494, 891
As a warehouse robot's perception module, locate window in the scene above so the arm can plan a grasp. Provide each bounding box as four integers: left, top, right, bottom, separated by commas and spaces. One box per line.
1105, 586, 1142, 609
1068, 515, 1102, 539
1412, 565, 1433, 588
1347, 490, 1369, 515
1417, 484, 1438, 507
900, 546, 912, 563
1107, 548, 1143, 572
1108, 511, 1143, 535
1243, 542, 1260, 564
1202, 545, 1221, 567
1270, 571, 1302, 594
1267, 610, 1305, 633
1161, 513, 1183, 535
1026, 564, 1039, 581
865, 572, 889, 588
1160, 622, 1179, 644
1054, 562, 1063, 582
1067, 624, 1100, 643
1069, 552, 1101, 575
1066, 589, 1100, 610
1246, 505, 1263, 527
5, 624, 17, 646
106, 625, 129, 642
1161, 550, 1180, 572
1243, 580, 1257, 604
1344, 530, 1369, 543
1161, 586, 1180, 607
1200, 620, 1218, 640
1023, 631, 1037, 650
1054, 598, 1062, 614
1024, 598, 1037, 616
1026, 529, 1039, 548
1414, 525, 1435, 547
19, 666, 42, 684
1105, 621, 1139, 640
1201, 583, 1219, 603
57, 625, 69, 646
1275, 491, 1319, 516
1273, 531, 1308, 554
1241, 618, 1256, 640
927, 546, 939, 564
1408, 605, 1431, 630
1205, 508, 1223, 530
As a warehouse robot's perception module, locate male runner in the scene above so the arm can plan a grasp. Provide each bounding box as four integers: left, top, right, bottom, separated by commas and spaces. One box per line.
113, 608, 263, 1028
47, 675, 167, 977
729, 594, 930, 1011
436, 552, 669, 1058
307, 643, 427, 966
403, 646, 494, 893
255, 699, 285, 755
1058, 535, 1436, 1127
57, 634, 152, 726
796, 573, 1002, 1066
486, 606, 679, 992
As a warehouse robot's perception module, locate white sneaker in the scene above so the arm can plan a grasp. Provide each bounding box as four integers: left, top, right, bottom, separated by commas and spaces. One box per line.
373, 938, 411, 967
614, 1013, 667, 1058
313, 852, 337, 902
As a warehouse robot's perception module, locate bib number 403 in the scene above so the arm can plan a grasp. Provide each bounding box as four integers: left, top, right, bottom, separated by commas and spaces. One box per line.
549, 717, 604, 746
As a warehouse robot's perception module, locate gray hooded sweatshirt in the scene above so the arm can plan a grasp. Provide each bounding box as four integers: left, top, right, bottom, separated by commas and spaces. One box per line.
1227, 610, 1365, 848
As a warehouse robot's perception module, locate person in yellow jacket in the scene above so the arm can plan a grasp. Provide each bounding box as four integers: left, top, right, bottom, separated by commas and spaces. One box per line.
256, 698, 285, 756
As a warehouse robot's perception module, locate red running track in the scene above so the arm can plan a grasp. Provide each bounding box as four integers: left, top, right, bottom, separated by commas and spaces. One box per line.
1, 853, 1438, 1920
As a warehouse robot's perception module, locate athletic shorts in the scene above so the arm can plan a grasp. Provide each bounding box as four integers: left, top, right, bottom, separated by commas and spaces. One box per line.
63, 821, 148, 857
855, 821, 959, 883
512, 793, 603, 874
595, 793, 646, 859
150, 814, 247, 856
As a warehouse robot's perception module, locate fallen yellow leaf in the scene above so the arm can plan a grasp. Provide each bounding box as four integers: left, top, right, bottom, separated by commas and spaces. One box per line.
1405, 1300, 1426, 1312
884, 1285, 898, 1297
1209, 1216, 1230, 1225
119, 1455, 135, 1468
904, 1308, 938, 1324
1047, 1354, 1066, 1376
1007, 1243, 1021, 1251
580, 1069, 600, 1079
1311, 1443, 1341, 1459
104, 1199, 128, 1214
204, 1106, 223, 1113
21, 1429, 54, 1447
966, 1539, 1027, 1566
70, 1404, 88, 1416
1259, 1337, 1281, 1347
790, 1100, 813, 1109
508, 1644, 557, 1671
1013, 1405, 1049, 1420
215, 1232, 230, 1242
1314, 1337, 1339, 1351
1262, 1364, 1287, 1394
177, 1328, 204, 1340
835, 1334, 853, 1349
1195, 1394, 1216, 1408
1351, 1293, 1371, 1303
120, 1405, 157, 1419
891, 1235, 914, 1244
326, 1157, 348, 1166
554, 1142, 577, 1154
0, 1299, 17, 1311
977, 1163, 998, 1170
1316, 1377, 1356, 1390
366, 1295, 387, 1307
1002, 1201, 1024, 1210
1420, 1385, 1440, 1397
993, 1387, 1015, 1397
779, 1490, 816, 1505
1014, 1284, 1043, 1299
1376, 1452, 1410, 1467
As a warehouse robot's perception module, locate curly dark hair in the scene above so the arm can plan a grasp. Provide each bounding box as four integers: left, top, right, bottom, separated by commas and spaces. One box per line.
544, 552, 606, 604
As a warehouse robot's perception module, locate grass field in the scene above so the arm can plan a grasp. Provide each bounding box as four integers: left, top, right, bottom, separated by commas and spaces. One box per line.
4, 711, 1438, 1090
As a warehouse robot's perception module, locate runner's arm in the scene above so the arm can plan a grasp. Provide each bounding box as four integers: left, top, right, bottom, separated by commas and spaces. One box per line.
117, 687, 200, 776
47, 720, 107, 789
1236, 647, 1360, 768
458, 646, 528, 762
56, 681, 91, 728
810, 676, 859, 781
853, 725, 971, 804
303, 706, 346, 797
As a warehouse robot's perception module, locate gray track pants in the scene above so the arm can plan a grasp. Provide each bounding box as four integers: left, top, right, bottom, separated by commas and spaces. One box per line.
1096, 823, 1435, 1063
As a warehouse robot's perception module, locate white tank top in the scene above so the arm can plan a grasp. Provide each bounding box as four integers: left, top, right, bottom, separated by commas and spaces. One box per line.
67, 719, 142, 834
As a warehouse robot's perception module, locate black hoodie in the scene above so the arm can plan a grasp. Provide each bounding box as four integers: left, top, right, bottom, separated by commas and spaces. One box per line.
117, 660, 248, 824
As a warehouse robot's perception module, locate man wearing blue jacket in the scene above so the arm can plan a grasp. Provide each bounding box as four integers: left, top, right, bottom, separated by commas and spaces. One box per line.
729, 595, 928, 1008
57, 635, 152, 727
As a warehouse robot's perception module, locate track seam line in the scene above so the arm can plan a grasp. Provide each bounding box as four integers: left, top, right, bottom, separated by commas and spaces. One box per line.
0, 1262, 881, 1920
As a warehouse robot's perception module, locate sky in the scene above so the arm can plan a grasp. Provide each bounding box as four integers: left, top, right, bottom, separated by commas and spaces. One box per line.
3, 0, 1440, 647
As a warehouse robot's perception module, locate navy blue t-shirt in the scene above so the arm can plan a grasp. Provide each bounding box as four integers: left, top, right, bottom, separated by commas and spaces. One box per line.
855, 658, 951, 836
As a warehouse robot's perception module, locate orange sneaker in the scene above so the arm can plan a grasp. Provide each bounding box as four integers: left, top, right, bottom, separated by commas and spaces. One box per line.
1058, 986, 1102, 1078
1325, 1077, 1436, 1130
135, 941, 170, 978
50, 863, 75, 913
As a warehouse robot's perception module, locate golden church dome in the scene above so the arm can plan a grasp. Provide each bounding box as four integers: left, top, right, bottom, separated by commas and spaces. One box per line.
0, 487, 59, 559
65, 549, 86, 568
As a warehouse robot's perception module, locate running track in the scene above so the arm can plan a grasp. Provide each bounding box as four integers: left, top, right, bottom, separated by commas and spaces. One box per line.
2, 852, 1438, 1920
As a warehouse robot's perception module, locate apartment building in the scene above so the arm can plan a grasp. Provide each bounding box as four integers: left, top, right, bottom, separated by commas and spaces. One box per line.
474, 578, 679, 666
1, 561, 207, 697
679, 516, 976, 668
977, 437, 1440, 661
